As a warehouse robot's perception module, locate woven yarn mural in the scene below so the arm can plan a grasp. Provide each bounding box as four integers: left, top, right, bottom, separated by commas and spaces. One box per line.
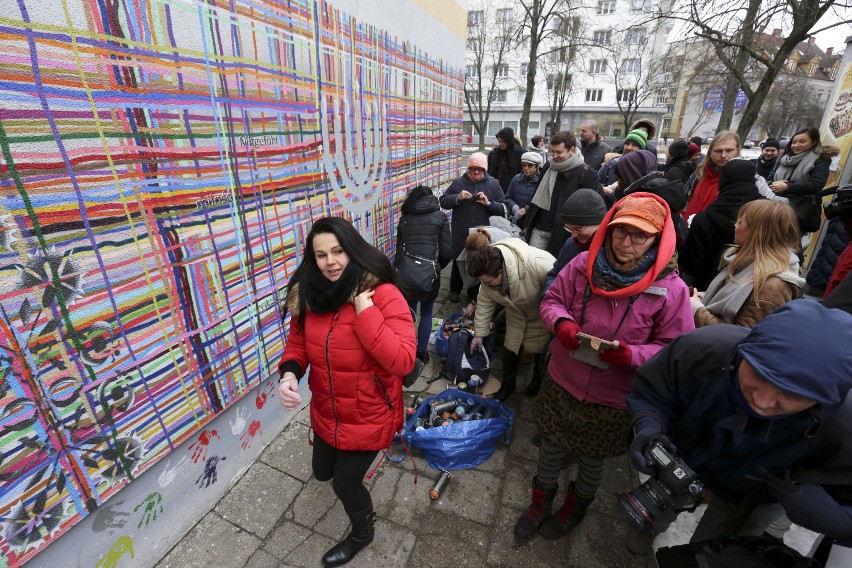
0, 0, 462, 564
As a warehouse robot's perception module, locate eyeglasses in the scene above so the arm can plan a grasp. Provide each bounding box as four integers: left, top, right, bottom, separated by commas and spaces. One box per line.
611, 226, 652, 245
564, 225, 586, 234
467, 167, 485, 173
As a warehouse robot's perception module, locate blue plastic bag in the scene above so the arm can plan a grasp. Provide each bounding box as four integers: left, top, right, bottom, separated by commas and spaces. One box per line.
399, 390, 514, 471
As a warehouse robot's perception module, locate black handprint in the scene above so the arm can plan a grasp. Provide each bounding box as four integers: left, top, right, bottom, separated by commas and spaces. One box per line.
195, 456, 225, 488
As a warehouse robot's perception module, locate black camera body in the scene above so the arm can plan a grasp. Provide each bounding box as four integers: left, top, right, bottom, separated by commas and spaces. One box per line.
824, 184, 852, 220
616, 441, 705, 533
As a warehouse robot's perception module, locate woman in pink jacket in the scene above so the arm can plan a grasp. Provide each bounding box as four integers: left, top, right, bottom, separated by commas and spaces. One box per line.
513, 193, 693, 542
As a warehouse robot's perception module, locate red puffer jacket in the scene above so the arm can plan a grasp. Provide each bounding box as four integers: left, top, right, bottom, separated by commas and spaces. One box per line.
280, 281, 416, 451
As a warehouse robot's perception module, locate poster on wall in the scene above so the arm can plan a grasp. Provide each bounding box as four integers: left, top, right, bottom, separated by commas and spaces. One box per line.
824, 57, 852, 186
0, 0, 462, 565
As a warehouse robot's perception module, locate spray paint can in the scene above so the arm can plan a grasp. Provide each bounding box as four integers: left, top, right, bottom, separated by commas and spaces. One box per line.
430, 470, 451, 500
431, 400, 457, 416
468, 374, 483, 388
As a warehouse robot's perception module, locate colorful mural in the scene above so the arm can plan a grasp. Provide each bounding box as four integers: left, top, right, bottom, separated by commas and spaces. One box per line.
0, 0, 462, 564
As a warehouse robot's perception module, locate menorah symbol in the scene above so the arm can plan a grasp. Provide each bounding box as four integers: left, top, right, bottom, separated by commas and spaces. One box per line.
320, 88, 389, 217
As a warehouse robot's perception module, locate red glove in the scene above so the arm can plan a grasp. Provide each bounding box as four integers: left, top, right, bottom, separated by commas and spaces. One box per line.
600, 341, 632, 367
556, 320, 581, 350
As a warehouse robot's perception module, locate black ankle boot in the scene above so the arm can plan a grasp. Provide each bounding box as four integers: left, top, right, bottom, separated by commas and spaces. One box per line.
539, 482, 594, 540
524, 354, 545, 397
322, 506, 375, 567
416, 350, 430, 364
491, 348, 519, 402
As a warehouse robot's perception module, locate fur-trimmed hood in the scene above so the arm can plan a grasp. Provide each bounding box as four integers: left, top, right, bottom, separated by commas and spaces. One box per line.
286, 272, 382, 317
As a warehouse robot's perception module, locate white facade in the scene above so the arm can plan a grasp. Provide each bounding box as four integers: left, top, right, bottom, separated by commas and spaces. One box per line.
464, 0, 673, 142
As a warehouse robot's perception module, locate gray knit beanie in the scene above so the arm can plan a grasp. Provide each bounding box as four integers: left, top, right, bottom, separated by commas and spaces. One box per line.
560, 188, 607, 225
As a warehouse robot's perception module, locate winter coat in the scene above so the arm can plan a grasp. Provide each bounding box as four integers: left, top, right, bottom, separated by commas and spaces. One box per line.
488, 127, 525, 191
394, 194, 452, 301
627, 301, 852, 502
694, 252, 804, 328
597, 157, 620, 186
440, 172, 506, 257
581, 136, 611, 172
805, 217, 849, 295
279, 279, 416, 451
769, 145, 838, 232
540, 193, 694, 409
681, 160, 763, 290
543, 237, 589, 297
826, 242, 852, 298
524, 162, 603, 257
752, 156, 777, 180
662, 157, 695, 184
505, 172, 539, 226
473, 238, 555, 355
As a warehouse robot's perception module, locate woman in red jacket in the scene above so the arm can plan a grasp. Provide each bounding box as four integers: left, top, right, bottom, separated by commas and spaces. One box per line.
277, 217, 416, 567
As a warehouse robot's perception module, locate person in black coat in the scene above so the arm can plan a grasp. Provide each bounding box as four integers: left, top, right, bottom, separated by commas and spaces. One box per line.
662, 140, 696, 184
487, 127, 525, 192
440, 152, 506, 301
395, 185, 452, 362
752, 138, 779, 180
681, 159, 763, 290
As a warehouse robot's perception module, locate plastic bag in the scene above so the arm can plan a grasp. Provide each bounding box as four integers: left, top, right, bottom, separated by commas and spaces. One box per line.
399, 390, 514, 471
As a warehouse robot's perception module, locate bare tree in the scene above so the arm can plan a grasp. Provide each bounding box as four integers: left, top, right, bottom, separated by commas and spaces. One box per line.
654, 0, 850, 139
756, 71, 827, 137
608, 25, 666, 133
516, 0, 581, 145
464, 2, 516, 149
539, 15, 584, 136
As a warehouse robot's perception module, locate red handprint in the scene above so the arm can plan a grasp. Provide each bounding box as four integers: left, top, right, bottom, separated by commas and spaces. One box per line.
255, 381, 277, 409
240, 420, 262, 449
188, 429, 220, 463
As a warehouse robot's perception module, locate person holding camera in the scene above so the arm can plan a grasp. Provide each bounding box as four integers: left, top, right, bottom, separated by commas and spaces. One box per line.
440, 153, 507, 303
624, 300, 852, 554
511, 194, 692, 543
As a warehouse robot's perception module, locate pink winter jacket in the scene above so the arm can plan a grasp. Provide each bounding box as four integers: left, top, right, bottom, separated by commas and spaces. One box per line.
540, 193, 694, 410
541, 252, 693, 409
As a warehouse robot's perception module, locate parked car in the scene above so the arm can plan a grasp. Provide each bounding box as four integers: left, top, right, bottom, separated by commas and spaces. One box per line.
742, 139, 755, 148
703, 136, 714, 145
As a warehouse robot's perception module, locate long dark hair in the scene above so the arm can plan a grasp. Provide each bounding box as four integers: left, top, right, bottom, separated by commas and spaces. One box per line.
401, 185, 433, 214
284, 217, 400, 327
790, 127, 820, 154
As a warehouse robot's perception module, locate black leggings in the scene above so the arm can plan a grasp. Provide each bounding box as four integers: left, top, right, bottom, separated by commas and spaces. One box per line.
312, 433, 379, 513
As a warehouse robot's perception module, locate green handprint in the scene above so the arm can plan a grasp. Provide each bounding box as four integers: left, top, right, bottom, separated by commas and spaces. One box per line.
133, 492, 163, 528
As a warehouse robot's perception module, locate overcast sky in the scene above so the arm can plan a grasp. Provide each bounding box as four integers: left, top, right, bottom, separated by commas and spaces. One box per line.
814, 7, 852, 52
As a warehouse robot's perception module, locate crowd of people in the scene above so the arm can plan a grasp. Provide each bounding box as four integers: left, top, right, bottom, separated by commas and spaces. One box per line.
275, 121, 852, 567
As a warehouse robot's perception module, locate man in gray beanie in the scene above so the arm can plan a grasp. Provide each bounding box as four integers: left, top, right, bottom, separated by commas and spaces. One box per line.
543, 188, 608, 294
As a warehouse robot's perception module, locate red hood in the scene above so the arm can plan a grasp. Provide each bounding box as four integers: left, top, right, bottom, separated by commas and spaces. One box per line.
586, 192, 676, 299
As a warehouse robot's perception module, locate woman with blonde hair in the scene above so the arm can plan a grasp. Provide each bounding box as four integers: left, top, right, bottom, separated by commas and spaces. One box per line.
691, 200, 804, 328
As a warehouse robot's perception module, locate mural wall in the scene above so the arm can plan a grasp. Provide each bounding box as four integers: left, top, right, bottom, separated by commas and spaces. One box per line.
0, 0, 463, 565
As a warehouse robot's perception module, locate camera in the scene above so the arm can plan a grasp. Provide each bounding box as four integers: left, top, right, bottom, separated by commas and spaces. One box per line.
616, 441, 705, 533
824, 184, 852, 220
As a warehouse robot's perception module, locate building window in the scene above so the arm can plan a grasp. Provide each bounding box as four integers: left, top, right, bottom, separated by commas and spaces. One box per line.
585, 88, 604, 102
626, 28, 646, 44
496, 64, 509, 77
492, 89, 508, 103
467, 38, 481, 51
520, 63, 529, 76
593, 30, 612, 45
529, 120, 540, 132
547, 74, 556, 89
518, 88, 527, 103
468, 10, 483, 26
465, 89, 480, 101
488, 121, 502, 136
597, 0, 616, 14
787, 59, 797, 72
808, 63, 817, 76
617, 89, 637, 103
465, 65, 477, 77
655, 90, 666, 106
831, 67, 838, 80
520, 35, 530, 49
629, 0, 650, 12
588, 59, 607, 74
496, 8, 513, 23
620, 59, 641, 74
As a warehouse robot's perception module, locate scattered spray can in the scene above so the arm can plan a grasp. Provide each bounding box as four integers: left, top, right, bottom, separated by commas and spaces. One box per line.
430, 470, 452, 500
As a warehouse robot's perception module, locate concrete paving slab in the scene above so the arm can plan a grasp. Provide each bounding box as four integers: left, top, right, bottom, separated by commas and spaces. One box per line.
382, 470, 425, 529
244, 548, 283, 568
407, 509, 491, 567
344, 519, 416, 567
313, 500, 349, 540
260, 421, 314, 482
292, 477, 338, 527
262, 520, 312, 561
155, 512, 261, 568
214, 461, 302, 538
283, 532, 336, 567
428, 468, 501, 524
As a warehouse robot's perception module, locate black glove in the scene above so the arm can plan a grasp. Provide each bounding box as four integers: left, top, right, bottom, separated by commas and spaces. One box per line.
629, 416, 674, 475
762, 470, 852, 541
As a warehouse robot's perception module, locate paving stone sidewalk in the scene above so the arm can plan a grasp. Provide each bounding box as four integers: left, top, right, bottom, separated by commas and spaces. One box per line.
155, 292, 657, 568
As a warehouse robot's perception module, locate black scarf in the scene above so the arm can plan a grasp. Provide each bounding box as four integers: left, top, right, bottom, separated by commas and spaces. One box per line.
302, 262, 363, 314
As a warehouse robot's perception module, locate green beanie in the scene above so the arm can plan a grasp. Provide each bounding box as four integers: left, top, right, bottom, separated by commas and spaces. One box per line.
625, 129, 648, 149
